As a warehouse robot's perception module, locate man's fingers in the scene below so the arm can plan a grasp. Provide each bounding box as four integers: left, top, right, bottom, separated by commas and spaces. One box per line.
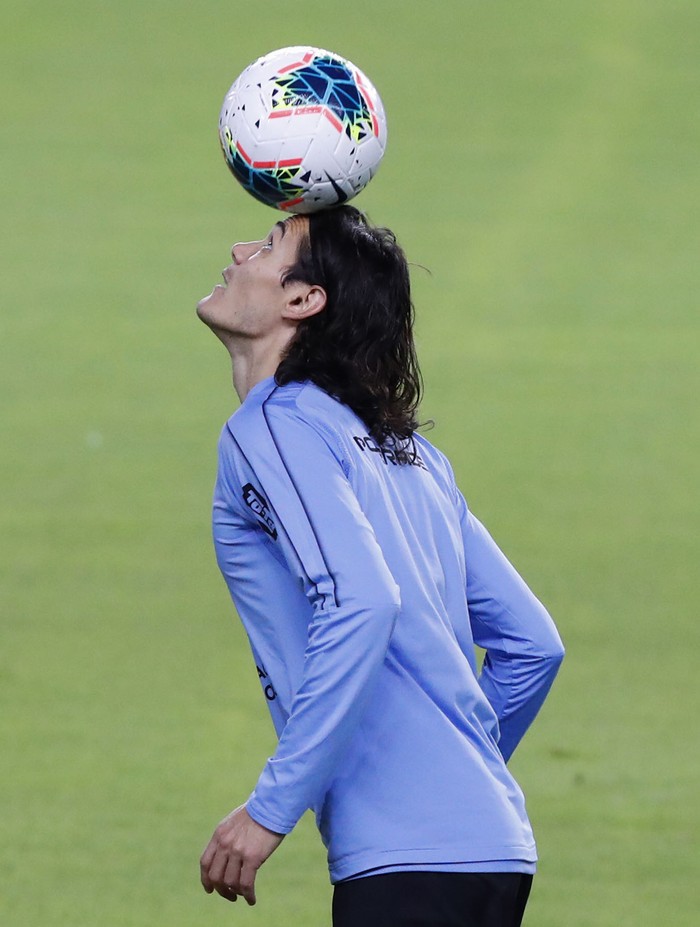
221, 856, 243, 900
238, 860, 258, 906
200, 806, 281, 904
200, 838, 218, 892
200, 859, 214, 894
200, 836, 217, 870
215, 883, 239, 903
222, 853, 240, 881
206, 849, 229, 888
220, 854, 258, 906
201, 842, 235, 896
201, 843, 254, 905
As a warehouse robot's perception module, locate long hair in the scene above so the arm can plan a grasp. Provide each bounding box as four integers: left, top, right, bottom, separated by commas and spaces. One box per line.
275, 206, 423, 445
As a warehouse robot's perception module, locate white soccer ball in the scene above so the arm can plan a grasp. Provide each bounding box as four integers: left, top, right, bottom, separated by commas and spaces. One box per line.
218, 46, 387, 213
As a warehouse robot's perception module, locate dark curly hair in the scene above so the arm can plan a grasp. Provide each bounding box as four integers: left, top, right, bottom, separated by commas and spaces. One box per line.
275, 206, 423, 445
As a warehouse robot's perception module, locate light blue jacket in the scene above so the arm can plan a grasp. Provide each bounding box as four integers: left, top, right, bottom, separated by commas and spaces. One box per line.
212, 377, 564, 883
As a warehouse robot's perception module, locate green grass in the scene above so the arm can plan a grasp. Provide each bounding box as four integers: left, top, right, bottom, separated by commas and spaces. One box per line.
2, 1, 699, 924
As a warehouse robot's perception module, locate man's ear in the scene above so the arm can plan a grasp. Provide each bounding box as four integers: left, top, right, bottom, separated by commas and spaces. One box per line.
283, 283, 327, 321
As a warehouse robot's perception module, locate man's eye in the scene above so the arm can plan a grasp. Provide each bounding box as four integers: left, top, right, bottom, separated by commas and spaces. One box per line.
263, 238, 273, 250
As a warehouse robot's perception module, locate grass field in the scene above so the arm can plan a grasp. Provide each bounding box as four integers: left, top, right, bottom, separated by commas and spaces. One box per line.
2, 1, 699, 924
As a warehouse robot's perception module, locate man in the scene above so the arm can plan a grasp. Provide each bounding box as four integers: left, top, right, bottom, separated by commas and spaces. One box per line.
197, 206, 564, 927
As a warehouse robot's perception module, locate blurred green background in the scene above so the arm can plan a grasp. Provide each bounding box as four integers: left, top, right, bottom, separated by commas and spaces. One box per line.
2, 1, 698, 924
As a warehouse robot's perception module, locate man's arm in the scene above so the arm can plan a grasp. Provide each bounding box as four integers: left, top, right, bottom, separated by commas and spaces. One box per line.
459, 498, 565, 761
233, 404, 400, 829
204, 400, 400, 901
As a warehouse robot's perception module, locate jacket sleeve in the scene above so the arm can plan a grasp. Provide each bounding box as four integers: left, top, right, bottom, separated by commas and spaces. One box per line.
229, 403, 401, 834
458, 493, 565, 762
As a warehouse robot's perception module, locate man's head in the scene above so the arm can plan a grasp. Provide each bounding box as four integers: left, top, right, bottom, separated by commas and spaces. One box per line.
277, 206, 422, 442
196, 214, 325, 348
198, 205, 422, 442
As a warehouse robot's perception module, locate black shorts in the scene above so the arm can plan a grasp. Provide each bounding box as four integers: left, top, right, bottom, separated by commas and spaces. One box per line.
332, 870, 533, 927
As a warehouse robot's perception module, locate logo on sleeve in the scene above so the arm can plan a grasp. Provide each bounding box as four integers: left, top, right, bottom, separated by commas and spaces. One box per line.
257, 663, 277, 701
242, 483, 278, 540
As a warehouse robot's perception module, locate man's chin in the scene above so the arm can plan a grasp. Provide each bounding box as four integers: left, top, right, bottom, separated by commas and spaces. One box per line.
196, 309, 231, 345
197, 283, 225, 312
196, 294, 216, 323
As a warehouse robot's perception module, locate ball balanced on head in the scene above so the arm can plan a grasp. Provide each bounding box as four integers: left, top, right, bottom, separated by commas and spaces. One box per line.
218, 46, 387, 214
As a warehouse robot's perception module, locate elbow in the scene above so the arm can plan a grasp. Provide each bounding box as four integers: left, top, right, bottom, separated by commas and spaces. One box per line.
544, 631, 565, 666
328, 588, 400, 649
366, 575, 401, 623
362, 591, 401, 647
532, 610, 565, 674
372, 593, 401, 635
546, 643, 565, 682
541, 633, 565, 683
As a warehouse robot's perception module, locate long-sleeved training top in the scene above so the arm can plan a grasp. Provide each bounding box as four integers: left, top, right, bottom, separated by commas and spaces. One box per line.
212, 376, 564, 884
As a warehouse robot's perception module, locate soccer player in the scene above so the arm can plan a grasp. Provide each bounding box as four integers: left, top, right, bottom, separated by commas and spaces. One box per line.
196, 206, 564, 927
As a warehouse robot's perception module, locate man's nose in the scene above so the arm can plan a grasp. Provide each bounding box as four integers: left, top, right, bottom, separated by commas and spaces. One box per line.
231, 240, 259, 264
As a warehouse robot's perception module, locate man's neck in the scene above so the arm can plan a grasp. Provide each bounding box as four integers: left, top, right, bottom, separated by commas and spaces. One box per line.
219, 330, 292, 403
230, 352, 278, 403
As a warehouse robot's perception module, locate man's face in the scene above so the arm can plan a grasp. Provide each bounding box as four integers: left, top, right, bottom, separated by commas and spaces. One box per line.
197, 216, 308, 339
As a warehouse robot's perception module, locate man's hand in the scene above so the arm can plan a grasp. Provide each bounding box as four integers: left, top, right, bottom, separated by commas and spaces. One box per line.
200, 804, 285, 905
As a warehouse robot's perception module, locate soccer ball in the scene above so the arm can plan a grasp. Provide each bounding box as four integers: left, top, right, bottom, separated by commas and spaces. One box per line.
218, 46, 387, 213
